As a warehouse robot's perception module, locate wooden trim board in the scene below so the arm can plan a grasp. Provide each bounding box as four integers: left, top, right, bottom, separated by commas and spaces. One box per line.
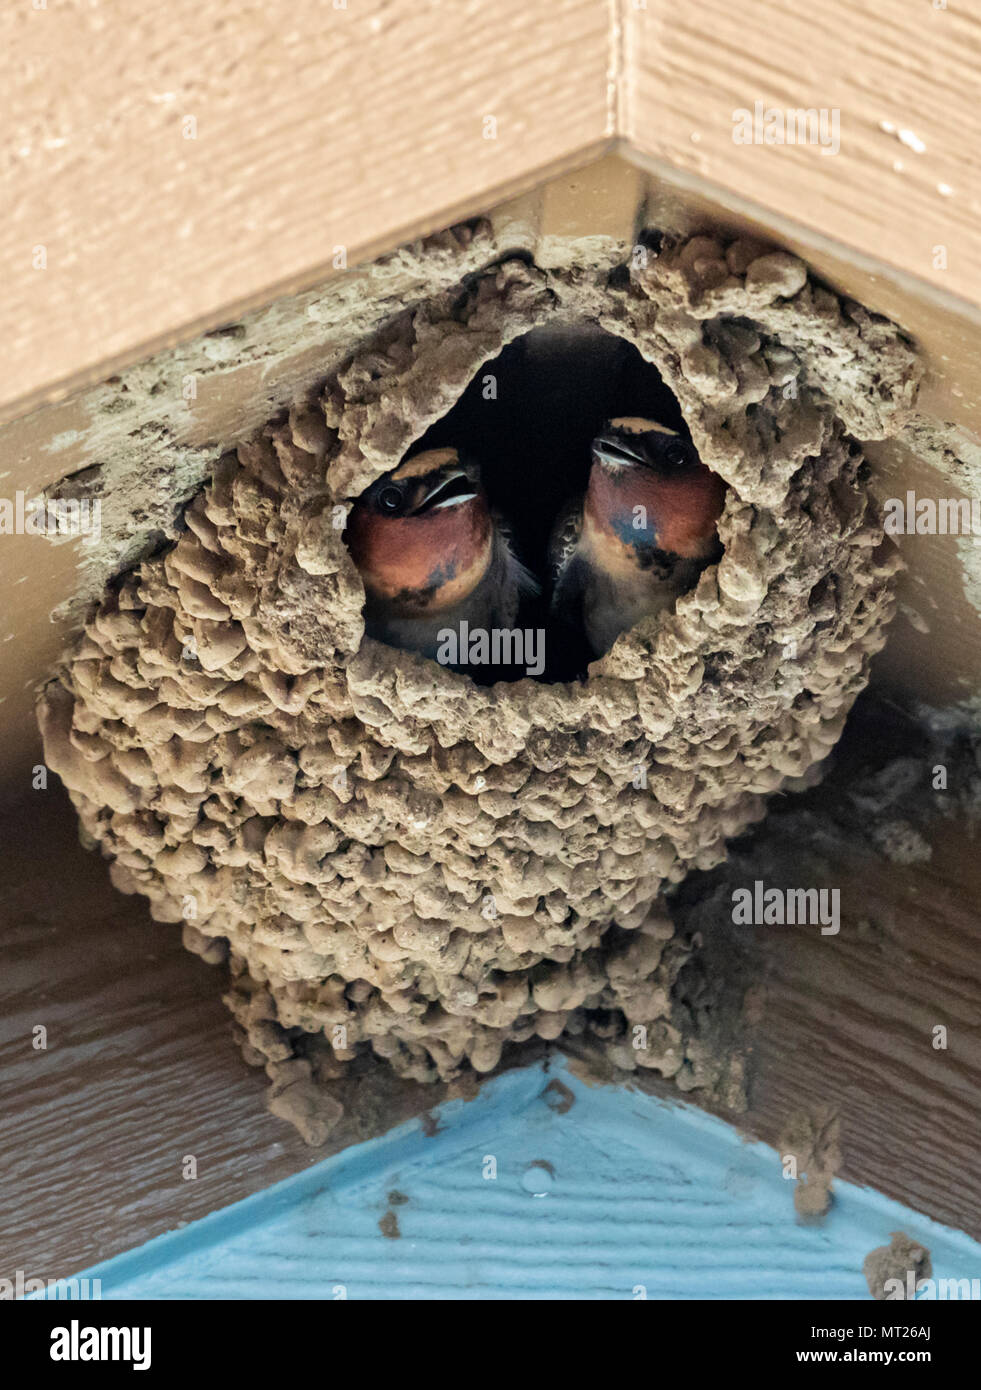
4, 2, 981, 422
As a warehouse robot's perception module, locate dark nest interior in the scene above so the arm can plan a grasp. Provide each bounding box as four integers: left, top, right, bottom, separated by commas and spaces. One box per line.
366, 323, 696, 681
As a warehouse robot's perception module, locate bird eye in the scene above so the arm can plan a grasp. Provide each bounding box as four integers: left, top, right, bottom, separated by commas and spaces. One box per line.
664, 443, 689, 468
376, 485, 405, 514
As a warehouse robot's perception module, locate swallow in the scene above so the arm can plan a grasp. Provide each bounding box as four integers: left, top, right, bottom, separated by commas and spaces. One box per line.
346, 446, 537, 667
549, 417, 726, 661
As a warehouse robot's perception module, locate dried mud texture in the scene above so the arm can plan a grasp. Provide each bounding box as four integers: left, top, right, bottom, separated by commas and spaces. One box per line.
780, 1107, 841, 1223
864, 1232, 932, 1301
33, 221, 509, 631
897, 414, 981, 623
38, 233, 920, 1136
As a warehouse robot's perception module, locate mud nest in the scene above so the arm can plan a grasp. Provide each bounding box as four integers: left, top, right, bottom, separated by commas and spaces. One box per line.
39, 230, 920, 1141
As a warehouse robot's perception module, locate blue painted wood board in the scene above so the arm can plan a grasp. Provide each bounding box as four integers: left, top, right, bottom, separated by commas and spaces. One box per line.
45, 1059, 981, 1299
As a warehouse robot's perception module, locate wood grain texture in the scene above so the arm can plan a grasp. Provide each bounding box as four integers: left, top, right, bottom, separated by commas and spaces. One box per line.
1, 0, 612, 420
0, 790, 481, 1279
7, 1, 981, 427
69, 1059, 981, 1299
612, 861, 981, 1245
625, 0, 981, 311
680, 699, 981, 1243
746, 843, 981, 1242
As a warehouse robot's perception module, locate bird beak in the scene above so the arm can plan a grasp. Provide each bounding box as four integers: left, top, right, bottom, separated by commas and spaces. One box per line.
591, 433, 649, 471
416, 468, 479, 511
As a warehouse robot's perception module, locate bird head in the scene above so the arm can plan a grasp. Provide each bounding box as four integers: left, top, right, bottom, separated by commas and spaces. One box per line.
346, 447, 493, 615
585, 416, 726, 568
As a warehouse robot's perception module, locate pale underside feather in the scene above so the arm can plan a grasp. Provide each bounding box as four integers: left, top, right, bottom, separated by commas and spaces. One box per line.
547, 498, 583, 602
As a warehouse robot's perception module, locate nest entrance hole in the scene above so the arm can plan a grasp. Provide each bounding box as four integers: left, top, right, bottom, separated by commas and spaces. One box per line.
414, 322, 685, 585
